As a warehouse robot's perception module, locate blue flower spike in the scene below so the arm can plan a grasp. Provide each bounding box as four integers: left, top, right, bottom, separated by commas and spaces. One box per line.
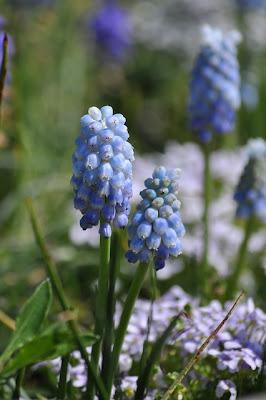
126, 167, 185, 270
89, 2, 132, 61
189, 25, 241, 142
71, 105, 134, 237
234, 138, 266, 222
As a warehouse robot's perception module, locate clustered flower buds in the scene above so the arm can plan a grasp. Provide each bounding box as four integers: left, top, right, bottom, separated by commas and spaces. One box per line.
189, 25, 241, 142
234, 138, 266, 222
71, 105, 134, 237
126, 167, 185, 270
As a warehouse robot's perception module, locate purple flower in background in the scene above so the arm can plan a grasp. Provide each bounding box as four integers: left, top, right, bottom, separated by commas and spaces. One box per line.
188, 25, 241, 142
234, 138, 266, 222
0, 17, 15, 82
236, 0, 266, 10
89, 1, 132, 60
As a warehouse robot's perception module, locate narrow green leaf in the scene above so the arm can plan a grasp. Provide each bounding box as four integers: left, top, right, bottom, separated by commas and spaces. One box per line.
135, 313, 186, 400
1, 323, 97, 377
0, 280, 52, 367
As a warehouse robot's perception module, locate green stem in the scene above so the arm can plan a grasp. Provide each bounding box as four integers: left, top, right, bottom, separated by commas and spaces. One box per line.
162, 291, 245, 400
0, 33, 8, 120
57, 354, 70, 400
13, 368, 25, 399
139, 266, 157, 376
202, 144, 211, 296
135, 314, 182, 400
88, 234, 111, 399
26, 198, 108, 400
107, 262, 149, 396
225, 216, 254, 298
102, 231, 121, 385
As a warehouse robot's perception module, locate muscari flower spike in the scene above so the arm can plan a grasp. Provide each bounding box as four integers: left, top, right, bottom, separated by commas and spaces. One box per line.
71, 105, 134, 237
189, 25, 241, 142
235, 0, 266, 10
234, 138, 266, 222
89, 1, 132, 60
126, 167, 185, 270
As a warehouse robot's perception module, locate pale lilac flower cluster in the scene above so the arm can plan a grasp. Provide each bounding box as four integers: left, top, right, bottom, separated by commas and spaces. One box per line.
45, 287, 266, 398
71, 106, 134, 237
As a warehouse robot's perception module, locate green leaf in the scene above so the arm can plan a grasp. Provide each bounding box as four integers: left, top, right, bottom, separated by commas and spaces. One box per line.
0, 280, 52, 368
1, 322, 97, 377
135, 313, 186, 400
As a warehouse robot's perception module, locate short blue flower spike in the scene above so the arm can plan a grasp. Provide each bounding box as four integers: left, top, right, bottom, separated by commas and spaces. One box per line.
234, 138, 266, 222
188, 25, 241, 142
126, 167, 185, 270
71, 105, 134, 237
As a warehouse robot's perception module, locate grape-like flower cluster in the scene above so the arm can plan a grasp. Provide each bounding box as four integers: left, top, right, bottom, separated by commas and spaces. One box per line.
234, 138, 266, 222
126, 167, 185, 269
89, 2, 132, 61
71, 106, 134, 237
189, 25, 241, 142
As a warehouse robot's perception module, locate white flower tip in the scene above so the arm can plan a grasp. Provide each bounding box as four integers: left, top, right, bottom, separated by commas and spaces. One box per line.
201, 24, 241, 48
88, 106, 102, 121
246, 138, 266, 158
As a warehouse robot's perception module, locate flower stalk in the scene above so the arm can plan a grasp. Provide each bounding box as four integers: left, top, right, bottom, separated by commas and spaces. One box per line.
201, 144, 211, 296
107, 262, 149, 396
57, 354, 70, 400
88, 233, 111, 398
102, 231, 121, 385
225, 216, 255, 298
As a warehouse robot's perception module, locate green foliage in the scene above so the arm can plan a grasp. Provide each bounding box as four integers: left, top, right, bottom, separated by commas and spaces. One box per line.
0, 279, 52, 369
1, 322, 97, 377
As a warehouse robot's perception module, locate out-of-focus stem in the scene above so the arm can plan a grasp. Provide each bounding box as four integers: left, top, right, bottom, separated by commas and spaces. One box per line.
0, 33, 8, 118
201, 144, 211, 296
13, 368, 25, 399
57, 354, 70, 400
225, 216, 254, 298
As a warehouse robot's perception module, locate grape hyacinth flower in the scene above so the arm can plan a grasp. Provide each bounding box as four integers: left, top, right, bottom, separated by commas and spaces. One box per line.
226, 138, 266, 296
89, 1, 132, 61
235, 0, 266, 10
189, 25, 241, 142
234, 138, 266, 222
71, 105, 134, 237
126, 167, 185, 270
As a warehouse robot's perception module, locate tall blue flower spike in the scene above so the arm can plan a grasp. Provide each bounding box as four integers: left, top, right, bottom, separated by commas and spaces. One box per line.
234, 138, 266, 222
189, 25, 241, 142
71, 106, 134, 237
126, 167, 185, 270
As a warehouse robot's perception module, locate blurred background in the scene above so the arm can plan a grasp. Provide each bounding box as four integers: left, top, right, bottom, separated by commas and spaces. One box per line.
0, 0, 266, 389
